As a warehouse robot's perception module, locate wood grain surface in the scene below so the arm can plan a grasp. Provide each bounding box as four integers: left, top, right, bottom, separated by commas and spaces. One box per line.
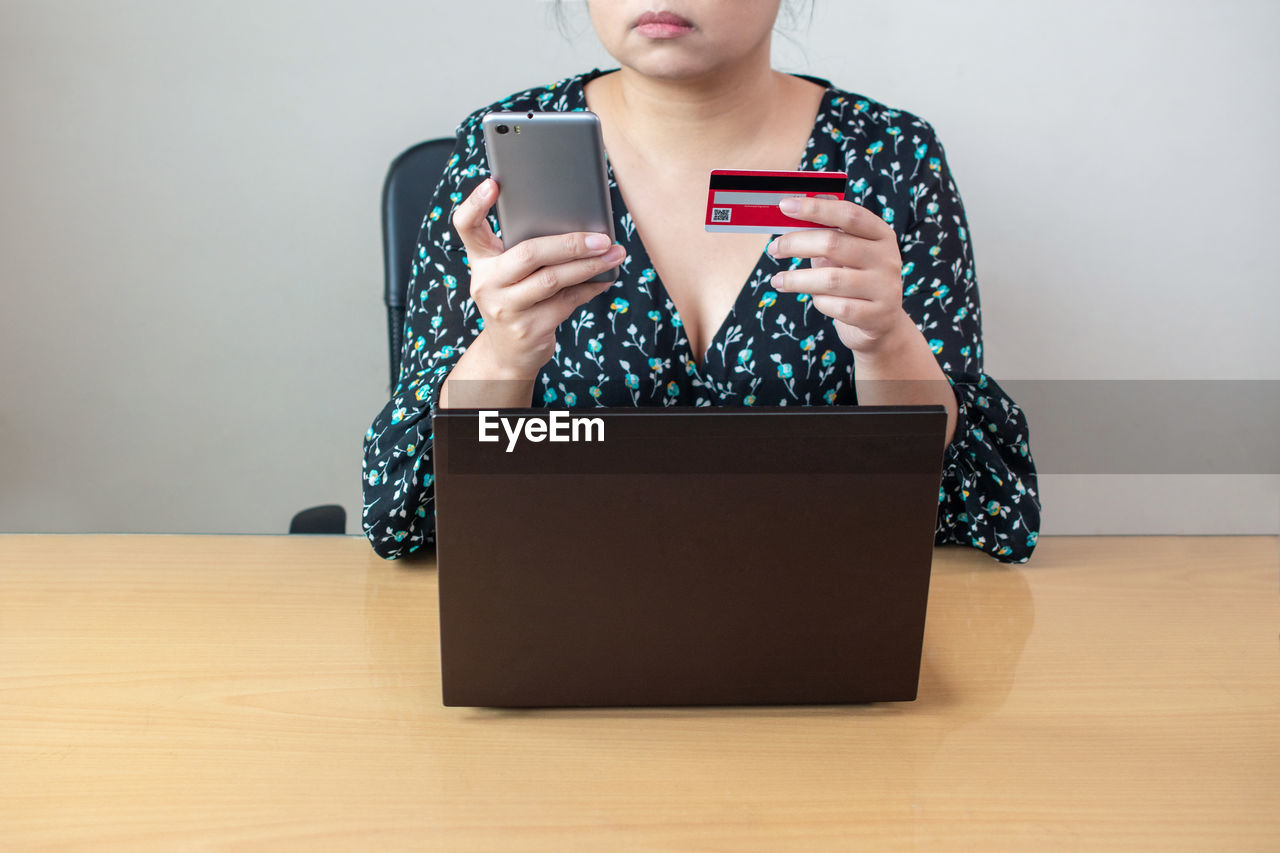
1, 535, 1276, 851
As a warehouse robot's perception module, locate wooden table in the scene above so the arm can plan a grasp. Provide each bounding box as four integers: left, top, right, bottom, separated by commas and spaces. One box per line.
1, 535, 1276, 850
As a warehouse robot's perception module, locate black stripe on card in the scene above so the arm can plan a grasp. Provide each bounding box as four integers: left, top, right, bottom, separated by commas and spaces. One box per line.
708, 173, 846, 192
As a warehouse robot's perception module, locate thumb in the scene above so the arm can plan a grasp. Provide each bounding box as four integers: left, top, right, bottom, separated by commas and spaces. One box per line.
451, 177, 506, 261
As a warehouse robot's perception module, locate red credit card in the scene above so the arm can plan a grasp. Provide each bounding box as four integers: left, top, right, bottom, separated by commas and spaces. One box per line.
704, 169, 847, 234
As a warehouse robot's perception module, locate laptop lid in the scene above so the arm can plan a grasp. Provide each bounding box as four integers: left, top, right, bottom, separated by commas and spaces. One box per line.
432, 406, 946, 707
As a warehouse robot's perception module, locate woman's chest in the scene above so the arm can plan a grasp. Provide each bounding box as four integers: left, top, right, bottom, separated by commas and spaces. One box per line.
619, 178, 772, 359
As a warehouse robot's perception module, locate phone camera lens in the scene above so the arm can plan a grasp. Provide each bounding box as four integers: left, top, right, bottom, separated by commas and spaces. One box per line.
527, 112, 534, 119
496, 124, 509, 135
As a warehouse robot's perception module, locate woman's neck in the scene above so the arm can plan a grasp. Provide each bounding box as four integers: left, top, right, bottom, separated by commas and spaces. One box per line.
589, 52, 791, 171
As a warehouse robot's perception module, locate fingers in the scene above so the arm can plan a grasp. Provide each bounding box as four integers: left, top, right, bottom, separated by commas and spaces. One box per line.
776, 196, 894, 244
491, 278, 615, 354
771, 265, 875, 300
768, 227, 867, 269
810, 294, 867, 326
550, 278, 617, 315
498, 245, 625, 313
493, 230, 622, 286
451, 178, 506, 261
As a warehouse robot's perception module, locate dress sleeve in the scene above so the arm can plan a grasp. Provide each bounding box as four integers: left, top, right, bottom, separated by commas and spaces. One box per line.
361, 113, 488, 559
894, 119, 1041, 563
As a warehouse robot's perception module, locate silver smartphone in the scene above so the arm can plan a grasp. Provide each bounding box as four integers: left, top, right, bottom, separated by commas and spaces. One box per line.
481, 110, 618, 284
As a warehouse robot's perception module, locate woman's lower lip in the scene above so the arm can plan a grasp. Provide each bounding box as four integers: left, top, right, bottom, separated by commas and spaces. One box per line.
635, 22, 693, 38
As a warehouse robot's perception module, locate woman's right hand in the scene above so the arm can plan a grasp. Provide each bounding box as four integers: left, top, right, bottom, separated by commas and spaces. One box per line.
451, 177, 626, 378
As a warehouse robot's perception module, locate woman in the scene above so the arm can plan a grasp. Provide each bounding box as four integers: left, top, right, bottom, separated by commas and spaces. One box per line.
362, 0, 1040, 562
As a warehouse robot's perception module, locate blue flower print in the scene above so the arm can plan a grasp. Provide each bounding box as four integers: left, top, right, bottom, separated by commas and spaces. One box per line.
813, 153, 829, 169
564, 392, 577, 406
758, 291, 778, 309
647, 309, 661, 321
624, 373, 639, 389
800, 335, 816, 353
543, 387, 557, 403
928, 339, 944, 355
821, 349, 836, 367
666, 381, 679, 397
777, 363, 794, 379
610, 297, 630, 313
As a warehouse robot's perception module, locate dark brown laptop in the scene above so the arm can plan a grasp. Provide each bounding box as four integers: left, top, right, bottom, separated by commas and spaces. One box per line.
431, 406, 947, 707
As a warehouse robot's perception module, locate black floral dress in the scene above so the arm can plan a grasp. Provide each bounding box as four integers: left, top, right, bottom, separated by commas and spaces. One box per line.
362, 67, 1041, 563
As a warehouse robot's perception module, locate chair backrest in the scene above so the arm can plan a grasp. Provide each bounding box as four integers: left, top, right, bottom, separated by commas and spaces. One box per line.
382, 137, 457, 390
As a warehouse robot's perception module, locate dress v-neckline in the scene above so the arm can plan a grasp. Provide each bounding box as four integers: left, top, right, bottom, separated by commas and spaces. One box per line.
573, 67, 834, 374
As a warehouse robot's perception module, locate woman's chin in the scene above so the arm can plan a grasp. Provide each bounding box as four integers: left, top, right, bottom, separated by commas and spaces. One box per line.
616, 52, 729, 82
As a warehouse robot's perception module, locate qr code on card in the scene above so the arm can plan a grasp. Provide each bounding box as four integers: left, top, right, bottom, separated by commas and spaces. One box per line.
711, 207, 732, 223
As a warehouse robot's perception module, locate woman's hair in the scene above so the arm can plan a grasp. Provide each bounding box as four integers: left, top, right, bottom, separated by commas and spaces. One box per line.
549, 0, 816, 42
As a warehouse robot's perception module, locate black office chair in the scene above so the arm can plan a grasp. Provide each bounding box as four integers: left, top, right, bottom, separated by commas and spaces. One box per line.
288, 137, 456, 535
382, 138, 458, 390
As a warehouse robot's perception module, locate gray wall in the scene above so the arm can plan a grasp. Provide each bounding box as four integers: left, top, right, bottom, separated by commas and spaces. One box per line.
2, 0, 1277, 536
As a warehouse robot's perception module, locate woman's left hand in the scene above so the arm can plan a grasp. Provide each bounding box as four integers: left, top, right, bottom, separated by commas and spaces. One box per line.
766, 195, 915, 358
